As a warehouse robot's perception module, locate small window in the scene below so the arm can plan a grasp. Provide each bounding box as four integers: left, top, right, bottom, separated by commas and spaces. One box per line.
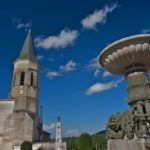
30, 72, 34, 86
20, 72, 25, 85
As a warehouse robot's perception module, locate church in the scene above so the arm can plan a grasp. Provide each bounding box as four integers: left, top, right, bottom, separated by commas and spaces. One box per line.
0, 30, 66, 150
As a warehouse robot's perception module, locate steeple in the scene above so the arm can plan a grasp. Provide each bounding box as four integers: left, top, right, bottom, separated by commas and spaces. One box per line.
57, 116, 60, 122
16, 30, 38, 64
10, 29, 40, 113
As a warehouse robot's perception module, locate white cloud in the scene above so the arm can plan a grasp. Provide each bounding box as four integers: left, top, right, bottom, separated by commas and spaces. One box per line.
60, 60, 77, 72
102, 71, 112, 77
35, 29, 79, 49
46, 71, 61, 80
94, 69, 100, 77
87, 57, 112, 78
12, 18, 31, 30
37, 55, 44, 60
141, 29, 150, 34
86, 78, 123, 95
43, 123, 55, 130
86, 56, 102, 77
81, 3, 118, 29
86, 56, 100, 71
66, 129, 78, 135
46, 60, 77, 80
17, 22, 31, 29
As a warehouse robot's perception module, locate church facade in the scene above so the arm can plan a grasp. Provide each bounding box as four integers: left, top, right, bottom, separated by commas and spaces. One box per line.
0, 31, 66, 150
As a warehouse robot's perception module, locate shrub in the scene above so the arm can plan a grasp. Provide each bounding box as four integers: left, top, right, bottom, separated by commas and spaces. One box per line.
79, 133, 93, 150
21, 141, 32, 150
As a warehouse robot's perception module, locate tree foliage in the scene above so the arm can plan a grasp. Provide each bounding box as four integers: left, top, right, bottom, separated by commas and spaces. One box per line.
21, 141, 32, 150
65, 133, 107, 150
79, 133, 93, 150
65, 137, 79, 150
92, 134, 107, 150
37, 147, 45, 150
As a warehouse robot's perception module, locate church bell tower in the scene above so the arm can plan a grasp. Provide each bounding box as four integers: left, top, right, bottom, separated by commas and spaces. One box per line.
10, 30, 39, 113
1, 30, 43, 150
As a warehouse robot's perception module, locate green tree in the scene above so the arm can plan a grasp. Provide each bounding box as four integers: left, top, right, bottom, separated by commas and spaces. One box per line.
65, 137, 79, 150
92, 134, 107, 150
37, 148, 45, 150
21, 141, 32, 150
79, 133, 93, 150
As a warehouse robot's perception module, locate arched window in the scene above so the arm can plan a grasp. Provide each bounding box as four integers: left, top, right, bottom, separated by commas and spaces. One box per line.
20, 72, 25, 85
30, 72, 34, 86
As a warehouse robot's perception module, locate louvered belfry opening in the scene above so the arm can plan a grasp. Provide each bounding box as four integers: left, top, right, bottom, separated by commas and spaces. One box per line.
31, 72, 34, 86
20, 71, 25, 85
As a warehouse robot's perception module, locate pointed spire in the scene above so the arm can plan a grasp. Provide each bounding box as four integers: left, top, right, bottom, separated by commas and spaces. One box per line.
57, 116, 61, 122
17, 30, 38, 64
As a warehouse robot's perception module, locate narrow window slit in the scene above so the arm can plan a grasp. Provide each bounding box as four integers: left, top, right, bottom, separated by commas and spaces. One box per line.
20, 72, 25, 85
31, 72, 34, 86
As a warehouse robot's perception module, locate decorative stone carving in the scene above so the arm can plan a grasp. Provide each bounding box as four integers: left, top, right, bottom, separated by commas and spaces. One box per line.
99, 35, 150, 75
107, 100, 150, 140
107, 113, 124, 139
99, 34, 150, 149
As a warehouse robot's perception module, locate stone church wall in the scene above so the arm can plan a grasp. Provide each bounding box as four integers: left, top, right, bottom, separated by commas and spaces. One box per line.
32, 113, 41, 141
2, 111, 34, 150
0, 100, 14, 136
0, 136, 2, 148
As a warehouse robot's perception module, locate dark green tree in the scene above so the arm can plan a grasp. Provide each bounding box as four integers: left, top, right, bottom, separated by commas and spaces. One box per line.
21, 141, 32, 150
79, 133, 93, 150
37, 147, 45, 150
92, 134, 107, 150
65, 137, 79, 150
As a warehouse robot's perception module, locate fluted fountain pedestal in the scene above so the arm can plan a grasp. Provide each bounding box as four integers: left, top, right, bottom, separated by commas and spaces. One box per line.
99, 34, 150, 150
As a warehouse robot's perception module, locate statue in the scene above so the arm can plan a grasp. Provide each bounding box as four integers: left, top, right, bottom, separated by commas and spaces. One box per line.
107, 113, 124, 139
107, 100, 150, 141
122, 109, 134, 139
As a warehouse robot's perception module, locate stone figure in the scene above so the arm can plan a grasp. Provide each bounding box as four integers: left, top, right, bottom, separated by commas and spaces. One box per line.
107, 100, 150, 141
122, 109, 134, 139
107, 113, 124, 139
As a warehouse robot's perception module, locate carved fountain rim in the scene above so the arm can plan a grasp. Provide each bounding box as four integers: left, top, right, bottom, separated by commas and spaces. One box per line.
99, 34, 150, 75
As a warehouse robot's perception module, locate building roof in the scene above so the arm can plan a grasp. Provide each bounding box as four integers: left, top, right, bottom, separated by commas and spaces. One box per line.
43, 130, 51, 135
16, 30, 38, 64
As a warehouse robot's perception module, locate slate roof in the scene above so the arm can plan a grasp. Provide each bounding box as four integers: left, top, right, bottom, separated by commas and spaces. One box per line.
17, 30, 38, 64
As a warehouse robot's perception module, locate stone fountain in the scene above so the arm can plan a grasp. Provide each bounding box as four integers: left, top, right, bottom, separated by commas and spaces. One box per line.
99, 34, 150, 150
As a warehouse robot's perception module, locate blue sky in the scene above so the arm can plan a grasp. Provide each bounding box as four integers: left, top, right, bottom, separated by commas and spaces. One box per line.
0, 0, 150, 137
